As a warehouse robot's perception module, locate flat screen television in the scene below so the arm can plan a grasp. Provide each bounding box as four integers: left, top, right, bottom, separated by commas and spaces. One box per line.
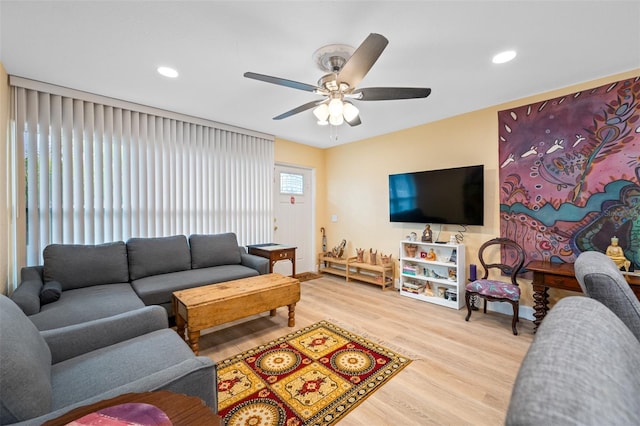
389, 165, 484, 225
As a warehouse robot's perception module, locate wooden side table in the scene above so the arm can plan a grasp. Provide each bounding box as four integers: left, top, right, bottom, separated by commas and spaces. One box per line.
247, 243, 297, 276
527, 260, 640, 332
43, 391, 220, 426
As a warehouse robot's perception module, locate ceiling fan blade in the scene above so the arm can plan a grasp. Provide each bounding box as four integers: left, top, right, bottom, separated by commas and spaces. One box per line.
337, 33, 389, 88
352, 87, 431, 101
273, 99, 325, 120
244, 72, 319, 93
346, 114, 361, 126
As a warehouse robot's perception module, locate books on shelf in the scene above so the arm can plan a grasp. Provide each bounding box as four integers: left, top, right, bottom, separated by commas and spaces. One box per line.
401, 280, 425, 294
402, 264, 417, 275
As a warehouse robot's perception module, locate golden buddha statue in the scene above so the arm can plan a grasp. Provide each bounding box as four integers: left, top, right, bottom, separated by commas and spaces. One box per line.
606, 236, 631, 271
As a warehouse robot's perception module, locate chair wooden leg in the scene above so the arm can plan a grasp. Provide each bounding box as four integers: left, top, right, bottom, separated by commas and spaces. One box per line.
511, 301, 519, 335
465, 292, 473, 321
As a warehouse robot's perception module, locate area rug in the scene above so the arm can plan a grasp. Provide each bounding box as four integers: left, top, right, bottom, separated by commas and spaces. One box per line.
217, 320, 412, 425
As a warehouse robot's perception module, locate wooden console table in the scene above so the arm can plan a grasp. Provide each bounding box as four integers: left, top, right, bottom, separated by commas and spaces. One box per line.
248, 243, 297, 276
527, 260, 640, 331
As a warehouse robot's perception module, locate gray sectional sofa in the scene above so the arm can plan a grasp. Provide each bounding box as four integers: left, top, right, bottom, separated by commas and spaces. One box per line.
10, 233, 269, 330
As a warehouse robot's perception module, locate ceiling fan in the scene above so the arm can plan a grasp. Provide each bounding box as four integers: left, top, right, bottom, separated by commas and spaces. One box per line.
244, 33, 431, 127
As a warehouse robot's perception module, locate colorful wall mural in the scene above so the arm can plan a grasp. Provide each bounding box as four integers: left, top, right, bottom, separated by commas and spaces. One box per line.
498, 76, 640, 271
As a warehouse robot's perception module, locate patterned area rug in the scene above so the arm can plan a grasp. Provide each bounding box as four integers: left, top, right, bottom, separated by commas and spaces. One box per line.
217, 320, 412, 425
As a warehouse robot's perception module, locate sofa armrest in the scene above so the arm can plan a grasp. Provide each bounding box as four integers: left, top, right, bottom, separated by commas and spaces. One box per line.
21, 265, 44, 282
9, 280, 43, 316
241, 252, 269, 274
42, 306, 169, 363
11, 357, 216, 425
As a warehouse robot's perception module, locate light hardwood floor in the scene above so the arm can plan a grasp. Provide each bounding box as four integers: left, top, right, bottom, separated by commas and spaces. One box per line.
198, 275, 535, 425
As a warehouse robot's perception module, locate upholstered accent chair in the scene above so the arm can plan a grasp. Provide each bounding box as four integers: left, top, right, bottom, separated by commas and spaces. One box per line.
575, 250, 640, 341
465, 237, 525, 335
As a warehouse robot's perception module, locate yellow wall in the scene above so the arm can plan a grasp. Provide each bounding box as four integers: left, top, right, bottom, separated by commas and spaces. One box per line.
0, 62, 9, 295
277, 68, 640, 311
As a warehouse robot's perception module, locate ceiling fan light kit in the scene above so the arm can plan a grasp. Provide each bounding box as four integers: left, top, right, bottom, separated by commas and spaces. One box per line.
244, 33, 431, 136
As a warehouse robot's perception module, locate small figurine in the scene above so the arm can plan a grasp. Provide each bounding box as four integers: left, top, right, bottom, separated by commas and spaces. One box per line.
425, 248, 436, 261
422, 225, 433, 243
356, 248, 365, 263
606, 236, 631, 271
448, 268, 457, 281
369, 249, 378, 265
424, 282, 434, 296
405, 244, 418, 257
328, 239, 347, 258
380, 253, 392, 264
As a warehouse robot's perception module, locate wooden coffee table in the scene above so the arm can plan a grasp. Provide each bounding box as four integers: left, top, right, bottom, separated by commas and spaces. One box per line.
172, 273, 301, 354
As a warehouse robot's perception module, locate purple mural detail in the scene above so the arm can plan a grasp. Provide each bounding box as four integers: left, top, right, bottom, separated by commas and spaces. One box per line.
498, 76, 640, 269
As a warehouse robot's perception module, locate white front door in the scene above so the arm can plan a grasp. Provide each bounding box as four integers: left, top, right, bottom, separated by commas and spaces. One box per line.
273, 164, 314, 275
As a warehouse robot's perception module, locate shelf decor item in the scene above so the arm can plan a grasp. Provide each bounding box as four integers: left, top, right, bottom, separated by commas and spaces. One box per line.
369, 249, 377, 265
405, 244, 418, 258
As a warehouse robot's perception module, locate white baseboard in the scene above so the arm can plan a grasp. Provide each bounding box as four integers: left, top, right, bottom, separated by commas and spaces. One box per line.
475, 299, 535, 321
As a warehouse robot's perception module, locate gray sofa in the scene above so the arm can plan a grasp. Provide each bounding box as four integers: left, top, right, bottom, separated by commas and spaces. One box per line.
10, 233, 269, 330
0, 294, 216, 425
506, 296, 640, 424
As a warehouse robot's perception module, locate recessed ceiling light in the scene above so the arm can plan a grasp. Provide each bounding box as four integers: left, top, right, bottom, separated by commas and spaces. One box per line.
492, 50, 517, 64
157, 66, 179, 78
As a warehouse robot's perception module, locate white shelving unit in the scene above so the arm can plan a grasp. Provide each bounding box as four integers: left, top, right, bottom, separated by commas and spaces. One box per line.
399, 240, 465, 309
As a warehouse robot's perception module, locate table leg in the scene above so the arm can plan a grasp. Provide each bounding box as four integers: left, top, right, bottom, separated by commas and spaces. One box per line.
532, 284, 549, 332
175, 311, 186, 341
287, 303, 296, 327
270, 309, 276, 317
187, 329, 201, 355
291, 259, 295, 277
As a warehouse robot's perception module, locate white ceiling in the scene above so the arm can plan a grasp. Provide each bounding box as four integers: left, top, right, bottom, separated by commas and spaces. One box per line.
1, 1, 639, 148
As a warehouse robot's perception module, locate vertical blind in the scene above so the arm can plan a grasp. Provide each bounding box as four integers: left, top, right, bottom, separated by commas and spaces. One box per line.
13, 82, 274, 266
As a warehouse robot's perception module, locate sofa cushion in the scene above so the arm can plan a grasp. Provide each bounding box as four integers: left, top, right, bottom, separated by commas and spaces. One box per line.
28, 284, 145, 331
131, 265, 259, 308
43, 242, 130, 291
0, 295, 53, 424
40, 281, 62, 305
50, 329, 205, 410
127, 235, 191, 280
189, 233, 242, 269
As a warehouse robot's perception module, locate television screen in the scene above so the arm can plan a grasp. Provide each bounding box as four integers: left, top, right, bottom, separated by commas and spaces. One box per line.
389, 165, 484, 225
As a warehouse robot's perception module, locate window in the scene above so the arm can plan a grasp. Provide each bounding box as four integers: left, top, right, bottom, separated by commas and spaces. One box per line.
280, 172, 304, 195
11, 79, 275, 267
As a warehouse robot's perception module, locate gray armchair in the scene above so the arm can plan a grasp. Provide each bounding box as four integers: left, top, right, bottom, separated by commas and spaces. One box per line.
506, 296, 640, 425
0, 295, 216, 425
575, 250, 640, 340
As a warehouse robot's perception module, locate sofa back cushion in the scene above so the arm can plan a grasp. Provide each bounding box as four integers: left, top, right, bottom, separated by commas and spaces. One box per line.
127, 235, 192, 280
189, 233, 242, 269
0, 295, 53, 424
43, 242, 130, 290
